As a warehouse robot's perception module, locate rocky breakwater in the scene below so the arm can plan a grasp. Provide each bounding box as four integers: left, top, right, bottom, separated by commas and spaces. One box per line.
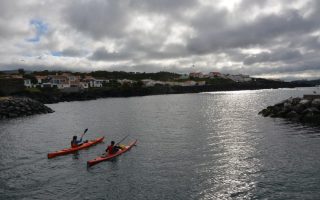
0, 97, 54, 119
259, 95, 320, 123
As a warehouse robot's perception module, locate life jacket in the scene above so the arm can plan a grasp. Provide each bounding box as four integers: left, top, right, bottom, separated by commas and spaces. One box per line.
71, 140, 79, 148
107, 145, 115, 154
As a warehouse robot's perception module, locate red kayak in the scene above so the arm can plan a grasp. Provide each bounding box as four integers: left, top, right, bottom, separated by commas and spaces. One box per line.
87, 139, 137, 167
47, 137, 104, 159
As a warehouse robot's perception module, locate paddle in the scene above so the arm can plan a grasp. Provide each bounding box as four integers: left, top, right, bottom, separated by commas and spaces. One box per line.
80, 128, 88, 140
116, 134, 130, 146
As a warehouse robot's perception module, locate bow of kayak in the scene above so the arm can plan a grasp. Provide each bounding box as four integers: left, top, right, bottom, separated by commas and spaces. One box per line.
87, 139, 137, 167
47, 136, 104, 159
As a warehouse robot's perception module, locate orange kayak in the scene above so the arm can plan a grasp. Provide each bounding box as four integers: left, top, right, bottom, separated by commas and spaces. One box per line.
87, 139, 137, 167
47, 137, 104, 159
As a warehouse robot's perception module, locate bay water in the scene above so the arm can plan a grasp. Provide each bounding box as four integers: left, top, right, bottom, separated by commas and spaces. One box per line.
1, 87, 320, 199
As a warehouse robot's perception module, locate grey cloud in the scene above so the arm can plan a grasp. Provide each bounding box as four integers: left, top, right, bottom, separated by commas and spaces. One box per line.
129, 0, 198, 15
291, 35, 320, 50
64, 0, 130, 39
2, 0, 320, 80
89, 47, 133, 61
124, 39, 189, 60
240, 53, 320, 76
243, 49, 303, 65
61, 48, 88, 57
0, 0, 19, 19
187, 9, 316, 55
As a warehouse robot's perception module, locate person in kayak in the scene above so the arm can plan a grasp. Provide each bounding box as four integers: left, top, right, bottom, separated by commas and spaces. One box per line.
71, 136, 83, 148
105, 141, 121, 154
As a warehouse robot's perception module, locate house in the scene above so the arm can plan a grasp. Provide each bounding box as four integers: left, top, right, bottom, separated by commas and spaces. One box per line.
165, 81, 180, 86
179, 74, 189, 79
35, 75, 48, 84
10, 75, 23, 79
209, 72, 222, 78
118, 79, 135, 85
226, 74, 252, 82
183, 80, 197, 86
89, 78, 109, 87
24, 79, 32, 88
48, 75, 70, 89
60, 73, 81, 87
82, 76, 108, 88
189, 72, 204, 78
141, 79, 157, 87
197, 81, 206, 86
34, 75, 50, 87
79, 82, 89, 89
203, 74, 209, 79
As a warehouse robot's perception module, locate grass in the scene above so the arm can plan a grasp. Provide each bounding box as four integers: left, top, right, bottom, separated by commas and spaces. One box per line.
25, 87, 41, 93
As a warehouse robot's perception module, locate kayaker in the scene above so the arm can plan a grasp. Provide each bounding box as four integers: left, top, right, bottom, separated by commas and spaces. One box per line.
105, 141, 121, 154
71, 136, 83, 148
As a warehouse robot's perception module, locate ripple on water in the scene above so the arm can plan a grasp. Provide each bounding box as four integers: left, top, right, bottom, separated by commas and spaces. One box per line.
1, 89, 320, 199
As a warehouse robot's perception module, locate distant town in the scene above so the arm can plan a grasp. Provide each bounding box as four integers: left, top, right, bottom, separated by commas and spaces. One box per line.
0, 68, 317, 105
0, 69, 256, 93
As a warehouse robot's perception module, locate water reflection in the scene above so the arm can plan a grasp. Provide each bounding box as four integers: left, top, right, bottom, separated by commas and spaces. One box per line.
194, 92, 263, 199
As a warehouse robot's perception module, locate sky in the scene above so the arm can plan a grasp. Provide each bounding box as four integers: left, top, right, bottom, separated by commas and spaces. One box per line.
1, 0, 320, 80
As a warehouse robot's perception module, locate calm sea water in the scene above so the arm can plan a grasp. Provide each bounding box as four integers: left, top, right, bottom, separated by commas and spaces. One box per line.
1, 87, 320, 200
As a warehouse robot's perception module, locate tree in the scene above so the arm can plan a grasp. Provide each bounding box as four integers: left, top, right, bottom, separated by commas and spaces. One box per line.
18, 68, 25, 75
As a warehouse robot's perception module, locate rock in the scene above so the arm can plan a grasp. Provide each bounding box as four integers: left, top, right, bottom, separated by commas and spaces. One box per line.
292, 97, 302, 105
311, 99, 320, 108
284, 102, 292, 108
301, 113, 320, 123
259, 108, 270, 116
302, 107, 320, 115
277, 110, 289, 117
0, 97, 54, 120
274, 99, 287, 107
259, 95, 320, 125
299, 99, 311, 106
292, 103, 305, 114
286, 111, 298, 118
283, 102, 293, 112
8, 113, 18, 118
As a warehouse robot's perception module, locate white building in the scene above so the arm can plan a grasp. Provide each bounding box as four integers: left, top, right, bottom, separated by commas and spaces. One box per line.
118, 79, 135, 85
226, 74, 252, 82
180, 81, 197, 86
141, 79, 157, 87
197, 81, 206, 86
48, 75, 70, 89
189, 72, 204, 78
24, 79, 32, 88
80, 82, 89, 89
89, 78, 109, 87
209, 72, 223, 78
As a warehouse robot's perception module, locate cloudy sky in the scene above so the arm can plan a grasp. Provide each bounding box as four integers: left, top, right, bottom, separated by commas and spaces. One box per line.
1, 0, 320, 80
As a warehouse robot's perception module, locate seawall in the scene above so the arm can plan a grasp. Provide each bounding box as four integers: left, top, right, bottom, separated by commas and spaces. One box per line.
0, 97, 54, 120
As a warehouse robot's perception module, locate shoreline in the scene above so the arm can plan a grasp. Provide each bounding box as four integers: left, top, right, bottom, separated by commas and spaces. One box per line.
0, 84, 315, 120
12, 81, 313, 104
